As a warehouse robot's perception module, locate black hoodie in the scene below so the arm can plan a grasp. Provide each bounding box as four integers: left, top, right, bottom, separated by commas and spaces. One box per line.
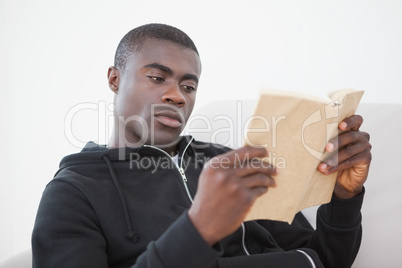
32, 136, 363, 268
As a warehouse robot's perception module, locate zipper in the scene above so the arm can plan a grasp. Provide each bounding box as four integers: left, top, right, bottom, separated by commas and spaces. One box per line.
144, 137, 194, 203
178, 167, 194, 203
144, 139, 250, 256
296, 250, 316, 268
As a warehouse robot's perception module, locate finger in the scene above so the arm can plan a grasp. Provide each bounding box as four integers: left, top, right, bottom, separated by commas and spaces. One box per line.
249, 186, 270, 199
215, 146, 268, 166
233, 158, 278, 177
322, 139, 371, 168
239, 186, 270, 207
339, 115, 363, 131
326, 131, 370, 152
329, 148, 371, 174
334, 139, 371, 167
319, 148, 371, 174
242, 173, 276, 189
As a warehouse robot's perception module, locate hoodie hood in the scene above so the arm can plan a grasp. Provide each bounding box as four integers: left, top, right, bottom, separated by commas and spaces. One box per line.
55, 136, 200, 245
59, 136, 197, 169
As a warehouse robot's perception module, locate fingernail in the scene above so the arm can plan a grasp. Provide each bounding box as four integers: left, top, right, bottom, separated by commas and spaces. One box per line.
326, 143, 334, 152
320, 163, 327, 171
340, 122, 347, 130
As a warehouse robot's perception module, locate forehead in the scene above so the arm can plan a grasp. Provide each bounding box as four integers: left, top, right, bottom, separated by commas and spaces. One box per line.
125, 39, 201, 76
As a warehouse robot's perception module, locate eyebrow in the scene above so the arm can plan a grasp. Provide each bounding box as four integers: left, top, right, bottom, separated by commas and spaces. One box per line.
142, 63, 199, 84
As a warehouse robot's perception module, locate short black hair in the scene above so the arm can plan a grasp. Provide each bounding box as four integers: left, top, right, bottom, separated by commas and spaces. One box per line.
114, 23, 199, 70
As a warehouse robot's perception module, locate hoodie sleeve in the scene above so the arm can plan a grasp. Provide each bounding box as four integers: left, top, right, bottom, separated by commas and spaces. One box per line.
216, 248, 323, 268
32, 180, 222, 268
133, 214, 324, 268
132, 213, 222, 268
311, 189, 364, 268
261, 189, 364, 268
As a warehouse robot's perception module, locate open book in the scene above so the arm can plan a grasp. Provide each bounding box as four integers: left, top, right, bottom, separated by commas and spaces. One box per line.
244, 88, 364, 224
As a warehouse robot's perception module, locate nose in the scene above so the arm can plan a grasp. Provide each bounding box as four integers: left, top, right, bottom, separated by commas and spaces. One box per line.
161, 84, 185, 107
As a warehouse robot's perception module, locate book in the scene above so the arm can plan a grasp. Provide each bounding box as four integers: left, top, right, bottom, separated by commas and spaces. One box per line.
243, 88, 364, 224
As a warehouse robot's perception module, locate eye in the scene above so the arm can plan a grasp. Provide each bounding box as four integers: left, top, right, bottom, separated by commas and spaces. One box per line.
148, 76, 165, 82
182, 85, 196, 92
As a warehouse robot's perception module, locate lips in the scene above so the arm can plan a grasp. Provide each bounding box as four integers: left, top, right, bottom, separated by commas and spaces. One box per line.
154, 109, 184, 129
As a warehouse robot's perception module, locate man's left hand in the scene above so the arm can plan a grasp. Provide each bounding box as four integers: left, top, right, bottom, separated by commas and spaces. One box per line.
318, 115, 372, 199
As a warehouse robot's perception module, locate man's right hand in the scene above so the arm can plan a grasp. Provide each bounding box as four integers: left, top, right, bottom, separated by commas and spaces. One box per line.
188, 146, 277, 246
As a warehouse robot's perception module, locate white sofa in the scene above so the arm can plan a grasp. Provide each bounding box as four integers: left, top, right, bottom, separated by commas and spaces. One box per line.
0, 249, 31, 268
1, 101, 401, 268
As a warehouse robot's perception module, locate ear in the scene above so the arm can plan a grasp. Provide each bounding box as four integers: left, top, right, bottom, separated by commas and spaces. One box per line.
107, 66, 120, 94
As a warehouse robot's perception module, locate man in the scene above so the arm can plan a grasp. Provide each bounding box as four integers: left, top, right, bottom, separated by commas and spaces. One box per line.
32, 23, 372, 267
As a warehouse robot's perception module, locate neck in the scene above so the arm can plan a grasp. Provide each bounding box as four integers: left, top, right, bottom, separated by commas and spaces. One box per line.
107, 127, 179, 156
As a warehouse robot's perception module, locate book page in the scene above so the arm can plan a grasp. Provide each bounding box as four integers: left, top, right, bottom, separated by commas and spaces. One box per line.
244, 88, 364, 223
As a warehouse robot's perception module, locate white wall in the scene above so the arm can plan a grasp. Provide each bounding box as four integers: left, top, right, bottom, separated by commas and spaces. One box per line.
1, 0, 401, 261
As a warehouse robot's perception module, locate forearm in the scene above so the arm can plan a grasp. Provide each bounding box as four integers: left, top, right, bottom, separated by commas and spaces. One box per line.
135, 216, 324, 268
308, 188, 364, 268
217, 248, 323, 268
132, 213, 222, 268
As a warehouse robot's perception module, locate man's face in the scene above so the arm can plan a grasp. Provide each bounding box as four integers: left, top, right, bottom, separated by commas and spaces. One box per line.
111, 39, 201, 150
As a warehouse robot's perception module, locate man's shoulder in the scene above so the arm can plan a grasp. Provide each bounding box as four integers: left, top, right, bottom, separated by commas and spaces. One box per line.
50, 142, 114, 187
